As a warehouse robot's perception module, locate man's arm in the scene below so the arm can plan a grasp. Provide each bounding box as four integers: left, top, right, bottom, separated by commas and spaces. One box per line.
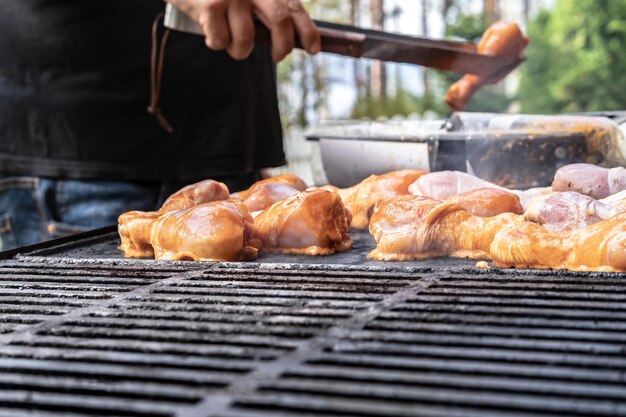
165, 0, 320, 62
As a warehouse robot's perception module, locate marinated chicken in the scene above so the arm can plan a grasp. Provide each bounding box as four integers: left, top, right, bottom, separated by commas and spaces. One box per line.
232, 182, 300, 213
491, 213, 626, 272
231, 173, 307, 201
600, 190, 626, 209
322, 169, 427, 229
445, 21, 528, 111
410, 170, 547, 209
409, 170, 504, 200
118, 211, 162, 258
150, 200, 261, 261
118, 179, 229, 258
368, 195, 523, 261
446, 188, 523, 217
254, 189, 352, 255
160, 180, 230, 212
524, 191, 617, 233
552, 163, 626, 199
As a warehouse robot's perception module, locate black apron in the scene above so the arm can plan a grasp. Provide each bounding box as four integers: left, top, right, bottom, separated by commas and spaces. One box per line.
0, 0, 284, 181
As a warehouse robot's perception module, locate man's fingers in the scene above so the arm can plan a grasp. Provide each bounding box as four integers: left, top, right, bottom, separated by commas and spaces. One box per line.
286, 0, 320, 54
226, 0, 255, 60
179, 0, 318, 60
270, 18, 295, 62
254, 1, 295, 62
199, 0, 230, 51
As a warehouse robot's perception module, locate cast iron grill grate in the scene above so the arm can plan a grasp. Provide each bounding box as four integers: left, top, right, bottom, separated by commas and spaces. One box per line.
0, 229, 625, 416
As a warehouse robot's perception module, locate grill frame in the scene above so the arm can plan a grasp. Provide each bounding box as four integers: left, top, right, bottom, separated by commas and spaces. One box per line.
0, 228, 624, 417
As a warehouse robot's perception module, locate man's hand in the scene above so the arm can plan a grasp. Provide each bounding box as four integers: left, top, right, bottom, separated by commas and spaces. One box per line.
166, 0, 320, 62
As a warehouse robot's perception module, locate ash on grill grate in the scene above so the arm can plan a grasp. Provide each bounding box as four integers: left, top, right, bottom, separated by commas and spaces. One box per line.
225, 273, 626, 417
0, 264, 171, 336
0, 243, 625, 417
0, 264, 420, 416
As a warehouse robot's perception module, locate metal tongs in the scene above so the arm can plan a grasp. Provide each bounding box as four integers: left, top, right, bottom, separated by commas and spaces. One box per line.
164, 4, 523, 80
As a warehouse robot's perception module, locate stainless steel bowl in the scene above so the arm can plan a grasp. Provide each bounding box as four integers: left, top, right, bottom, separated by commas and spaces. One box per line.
306, 114, 626, 189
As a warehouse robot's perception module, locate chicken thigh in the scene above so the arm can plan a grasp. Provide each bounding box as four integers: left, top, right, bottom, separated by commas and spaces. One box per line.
118, 179, 229, 258
491, 213, 626, 272
118, 211, 162, 258
233, 182, 300, 213
599, 190, 626, 209
368, 195, 523, 261
231, 173, 307, 201
523, 191, 618, 233
409, 170, 548, 210
160, 179, 230, 212
254, 189, 352, 255
369, 194, 626, 272
446, 188, 523, 217
410, 170, 507, 200
150, 200, 261, 261
322, 169, 427, 229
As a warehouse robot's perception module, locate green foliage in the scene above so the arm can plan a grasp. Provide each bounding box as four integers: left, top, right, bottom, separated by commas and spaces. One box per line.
445, 11, 489, 41
519, 0, 626, 113
351, 88, 448, 119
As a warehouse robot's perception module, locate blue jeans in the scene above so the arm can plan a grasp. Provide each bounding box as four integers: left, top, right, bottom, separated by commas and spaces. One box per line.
0, 173, 260, 250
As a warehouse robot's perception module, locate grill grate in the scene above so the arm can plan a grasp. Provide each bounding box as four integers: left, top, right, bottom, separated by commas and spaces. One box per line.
0, 230, 625, 416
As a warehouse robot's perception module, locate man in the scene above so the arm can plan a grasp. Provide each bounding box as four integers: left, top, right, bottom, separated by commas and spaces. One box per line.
0, 0, 320, 249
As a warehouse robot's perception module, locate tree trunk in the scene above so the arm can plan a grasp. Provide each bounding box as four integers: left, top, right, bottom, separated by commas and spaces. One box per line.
522, 0, 530, 22
421, 0, 430, 96
442, 0, 454, 21
313, 56, 328, 121
350, 0, 361, 97
297, 52, 308, 127
483, 0, 500, 23
369, 0, 386, 102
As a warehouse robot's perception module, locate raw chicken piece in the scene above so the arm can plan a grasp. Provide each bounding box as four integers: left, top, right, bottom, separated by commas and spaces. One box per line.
150, 200, 261, 261
118, 179, 229, 258
322, 169, 427, 229
410, 171, 508, 200
516, 187, 551, 211
523, 191, 619, 233
233, 182, 300, 213
600, 190, 626, 209
369, 194, 626, 272
446, 188, 523, 217
160, 180, 230, 212
445, 21, 529, 111
552, 163, 626, 199
368, 195, 523, 261
409, 170, 548, 210
491, 213, 626, 272
118, 211, 162, 258
254, 189, 352, 255
231, 174, 307, 201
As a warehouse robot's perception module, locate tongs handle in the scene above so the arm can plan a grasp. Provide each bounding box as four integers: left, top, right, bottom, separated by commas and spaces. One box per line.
254, 19, 521, 78
254, 19, 366, 58
164, 4, 522, 78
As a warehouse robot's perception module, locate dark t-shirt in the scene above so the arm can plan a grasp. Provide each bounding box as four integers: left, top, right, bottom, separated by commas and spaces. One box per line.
0, 0, 285, 181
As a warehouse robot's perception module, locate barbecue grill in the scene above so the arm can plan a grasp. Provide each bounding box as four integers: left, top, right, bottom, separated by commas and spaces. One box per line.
0, 227, 625, 416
